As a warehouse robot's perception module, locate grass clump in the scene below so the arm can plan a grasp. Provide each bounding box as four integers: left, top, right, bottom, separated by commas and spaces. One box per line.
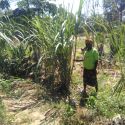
0, 79, 12, 95
62, 104, 84, 125
86, 87, 125, 118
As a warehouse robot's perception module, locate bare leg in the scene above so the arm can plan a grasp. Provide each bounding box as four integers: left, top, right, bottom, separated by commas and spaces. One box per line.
83, 83, 87, 93
95, 82, 98, 92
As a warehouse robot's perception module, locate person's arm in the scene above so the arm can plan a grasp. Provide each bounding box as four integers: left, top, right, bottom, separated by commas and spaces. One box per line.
94, 50, 99, 71
81, 47, 86, 52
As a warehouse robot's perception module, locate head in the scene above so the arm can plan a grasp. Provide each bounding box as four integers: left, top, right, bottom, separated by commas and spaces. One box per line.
85, 39, 93, 50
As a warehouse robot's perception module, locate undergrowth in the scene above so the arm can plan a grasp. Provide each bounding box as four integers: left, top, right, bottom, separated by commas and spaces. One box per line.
86, 87, 125, 118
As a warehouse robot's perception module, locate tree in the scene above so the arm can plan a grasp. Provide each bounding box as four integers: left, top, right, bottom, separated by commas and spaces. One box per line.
0, 0, 10, 10
17, 0, 29, 10
17, 0, 57, 16
103, 0, 125, 23
115, 0, 125, 22
103, 0, 118, 22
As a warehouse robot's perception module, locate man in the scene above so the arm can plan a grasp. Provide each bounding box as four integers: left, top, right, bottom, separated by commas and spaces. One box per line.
82, 39, 99, 93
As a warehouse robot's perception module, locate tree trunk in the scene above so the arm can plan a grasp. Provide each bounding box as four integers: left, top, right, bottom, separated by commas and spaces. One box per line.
119, 11, 122, 23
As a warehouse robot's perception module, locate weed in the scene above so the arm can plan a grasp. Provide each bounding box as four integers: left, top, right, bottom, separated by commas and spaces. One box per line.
64, 104, 76, 117
0, 79, 12, 94
86, 87, 125, 118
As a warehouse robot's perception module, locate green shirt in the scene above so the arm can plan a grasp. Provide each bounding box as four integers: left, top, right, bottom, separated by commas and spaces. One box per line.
83, 48, 99, 70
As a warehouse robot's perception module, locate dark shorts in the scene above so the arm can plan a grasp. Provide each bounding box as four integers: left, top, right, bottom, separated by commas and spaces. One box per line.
83, 68, 97, 87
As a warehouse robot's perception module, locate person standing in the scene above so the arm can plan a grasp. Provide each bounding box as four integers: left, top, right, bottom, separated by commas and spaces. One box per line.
82, 39, 99, 93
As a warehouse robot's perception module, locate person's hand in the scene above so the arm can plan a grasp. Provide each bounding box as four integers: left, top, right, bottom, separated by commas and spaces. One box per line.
81, 48, 84, 51
81, 47, 86, 52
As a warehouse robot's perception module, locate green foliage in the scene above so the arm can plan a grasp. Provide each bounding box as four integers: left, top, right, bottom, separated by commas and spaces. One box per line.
0, 79, 12, 94
17, 0, 29, 9
103, 0, 125, 23
103, 0, 118, 22
83, 13, 125, 93
0, 0, 10, 10
0, 2, 78, 92
62, 105, 84, 125
64, 105, 75, 117
30, 13, 76, 88
86, 88, 125, 117
86, 95, 96, 109
83, 18, 125, 114
17, 0, 57, 16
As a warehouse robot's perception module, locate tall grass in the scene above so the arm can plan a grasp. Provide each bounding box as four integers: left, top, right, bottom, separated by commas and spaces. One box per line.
0, 0, 85, 93
30, 12, 76, 90
1, 0, 124, 94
